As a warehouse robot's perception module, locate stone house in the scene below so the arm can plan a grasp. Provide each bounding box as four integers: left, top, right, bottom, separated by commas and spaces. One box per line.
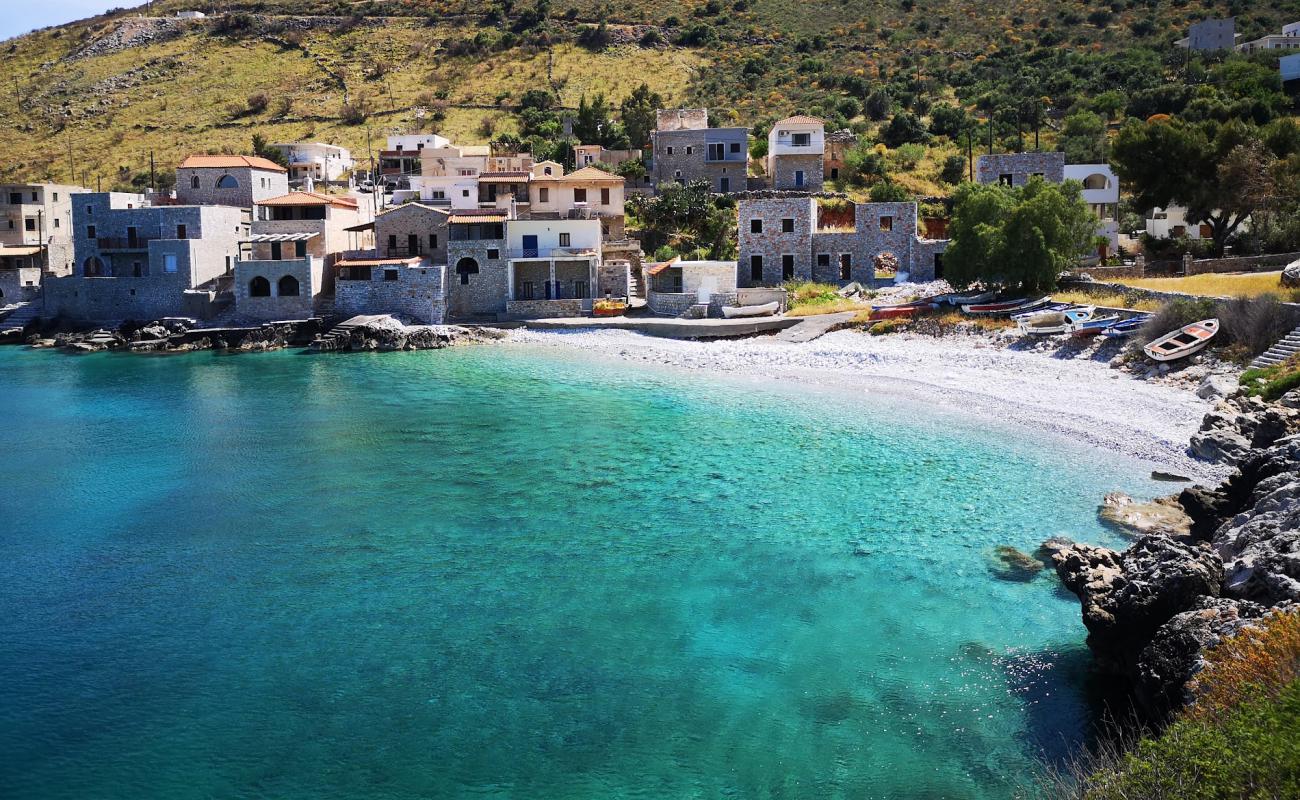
44, 192, 247, 321
651, 109, 749, 193
737, 195, 948, 287
766, 116, 825, 191
824, 130, 857, 185
975, 152, 1066, 187
270, 142, 355, 187
646, 259, 739, 316
573, 145, 647, 188
504, 218, 604, 319
0, 183, 90, 300
528, 164, 627, 239
373, 202, 449, 263
175, 155, 289, 208
233, 192, 363, 321
334, 255, 446, 324
445, 209, 510, 319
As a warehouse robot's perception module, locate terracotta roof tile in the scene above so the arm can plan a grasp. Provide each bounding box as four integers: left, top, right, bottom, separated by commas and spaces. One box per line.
772, 115, 825, 126
178, 154, 288, 172
256, 191, 357, 208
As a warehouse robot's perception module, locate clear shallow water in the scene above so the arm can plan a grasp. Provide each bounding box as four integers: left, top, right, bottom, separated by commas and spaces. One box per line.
0, 344, 1157, 799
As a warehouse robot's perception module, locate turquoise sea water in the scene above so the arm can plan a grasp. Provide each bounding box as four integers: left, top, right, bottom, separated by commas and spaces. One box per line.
0, 344, 1157, 799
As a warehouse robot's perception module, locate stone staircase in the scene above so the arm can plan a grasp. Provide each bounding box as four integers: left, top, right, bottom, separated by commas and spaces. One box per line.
628, 269, 643, 299
311, 314, 380, 351
0, 301, 42, 335
1251, 324, 1300, 369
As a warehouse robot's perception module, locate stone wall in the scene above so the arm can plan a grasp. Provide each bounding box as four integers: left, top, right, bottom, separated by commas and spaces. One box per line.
1187, 251, 1300, 275
651, 127, 749, 193
647, 291, 700, 317
0, 267, 42, 302
975, 152, 1066, 186
597, 262, 629, 298
737, 196, 815, 286
334, 264, 445, 324
769, 153, 824, 192
505, 299, 581, 319
446, 240, 509, 318
175, 166, 288, 208
233, 257, 322, 320
374, 203, 449, 263
43, 273, 200, 321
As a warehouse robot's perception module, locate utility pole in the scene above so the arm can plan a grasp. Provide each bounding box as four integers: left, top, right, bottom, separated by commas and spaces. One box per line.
966, 127, 974, 183
366, 125, 378, 219
1033, 101, 1041, 151
988, 116, 994, 155
66, 130, 75, 186
149, 150, 156, 194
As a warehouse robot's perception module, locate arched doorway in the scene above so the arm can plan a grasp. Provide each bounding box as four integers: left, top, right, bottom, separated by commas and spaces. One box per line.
277, 275, 300, 297
1082, 173, 1109, 190
249, 276, 271, 297
455, 257, 479, 285
83, 256, 107, 277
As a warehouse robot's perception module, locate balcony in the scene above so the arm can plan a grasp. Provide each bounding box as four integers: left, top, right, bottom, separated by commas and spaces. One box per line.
507, 246, 599, 260
383, 244, 425, 258
97, 236, 155, 251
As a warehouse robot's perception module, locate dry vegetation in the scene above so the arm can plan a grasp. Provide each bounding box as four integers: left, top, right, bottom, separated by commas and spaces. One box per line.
1114, 272, 1299, 300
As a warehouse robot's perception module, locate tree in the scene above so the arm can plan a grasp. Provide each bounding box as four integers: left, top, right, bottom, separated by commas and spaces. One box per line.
864, 88, 892, 121
629, 180, 734, 258
940, 154, 967, 185
1111, 118, 1279, 255
869, 181, 908, 202
880, 111, 929, 147
251, 134, 286, 167
943, 178, 1098, 293
620, 83, 662, 149
841, 141, 887, 186
928, 104, 970, 139
1058, 110, 1108, 163
573, 94, 614, 145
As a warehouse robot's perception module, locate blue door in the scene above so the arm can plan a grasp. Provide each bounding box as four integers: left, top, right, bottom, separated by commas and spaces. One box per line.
522, 235, 538, 258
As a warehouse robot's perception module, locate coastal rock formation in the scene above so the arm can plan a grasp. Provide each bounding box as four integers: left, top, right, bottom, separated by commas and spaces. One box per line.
1056, 426, 1300, 722
1190, 395, 1300, 463
1098, 492, 1192, 537
311, 318, 508, 352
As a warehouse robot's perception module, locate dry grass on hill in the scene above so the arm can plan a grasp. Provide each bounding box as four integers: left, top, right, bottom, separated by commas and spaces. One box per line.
1114, 271, 1297, 300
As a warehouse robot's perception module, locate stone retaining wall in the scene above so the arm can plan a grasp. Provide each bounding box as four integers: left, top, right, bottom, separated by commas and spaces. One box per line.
505, 299, 581, 319
1187, 251, 1300, 275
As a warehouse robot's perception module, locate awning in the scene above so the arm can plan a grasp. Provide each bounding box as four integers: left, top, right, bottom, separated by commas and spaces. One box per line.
449, 213, 508, 224
344, 221, 375, 233
0, 245, 43, 257
645, 257, 681, 277
241, 232, 320, 243
335, 256, 422, 268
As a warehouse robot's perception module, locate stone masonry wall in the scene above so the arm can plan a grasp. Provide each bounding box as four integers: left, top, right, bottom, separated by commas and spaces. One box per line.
0, 267, 42, 302
43, 273, 197, 321
737, 196, 815, 287
652, 128, 749, 193
504, 299, 581, 319
975, 152, 1066, 186
233, 257, 321, 320
446, 240, 509, 318
770, 153, 825, 192
374, 204, 449, 263
334, 264, 446, 324
175, 166, 289, 209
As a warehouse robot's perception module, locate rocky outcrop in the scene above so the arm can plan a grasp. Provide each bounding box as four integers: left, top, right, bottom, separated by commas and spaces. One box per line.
1190, 394, 1300, 463
1098, 492, 1191, 537
1054, 428, 1300, 722
310, 319, 508, 352
1281, 259, 1300, 289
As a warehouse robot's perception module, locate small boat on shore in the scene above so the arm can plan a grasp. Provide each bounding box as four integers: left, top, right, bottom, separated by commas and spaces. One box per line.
872, 295, 944, 311
1143, 318, 1220, 361
869, 305, 929, 321
939, 289, 997, 306
1018, 311, 1073, 335
1102, 317, 1146, 339
962, 296, 1050, 315
1011, 302, 1073, 320
1070, 315, 1121, 336
721, 301, 781, 319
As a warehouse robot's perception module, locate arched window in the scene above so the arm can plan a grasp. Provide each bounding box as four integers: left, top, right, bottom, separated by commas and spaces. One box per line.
249, 276, 271, 297
543, 166, 553, 176
190, 175, 200, 189
277, 275, 300, 297
1082, 173, 1109, 190
216, 175, 240, 189
455, 257, 479, 285
83, 256, 106, 277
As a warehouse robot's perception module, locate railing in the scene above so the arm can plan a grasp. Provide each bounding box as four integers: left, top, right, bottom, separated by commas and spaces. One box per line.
384, 245, 424, 257
506, 247, 599, 260
97, 237, 154, 250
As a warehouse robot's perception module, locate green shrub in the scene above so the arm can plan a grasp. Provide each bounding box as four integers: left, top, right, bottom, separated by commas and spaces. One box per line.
1240, 356, 1300, 401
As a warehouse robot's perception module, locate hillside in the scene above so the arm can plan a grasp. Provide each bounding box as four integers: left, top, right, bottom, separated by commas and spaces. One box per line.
1, 0, 1297, 191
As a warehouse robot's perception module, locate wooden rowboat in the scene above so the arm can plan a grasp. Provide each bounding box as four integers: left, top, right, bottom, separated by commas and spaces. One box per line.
1102, 317, 1146, 339
939, 289, 997, 305
1143, 318, 1220, 362
1070, 315, 1121, 336
869, 305, 929, 321
721, 301, 780, 319
963, 296, 1051, 315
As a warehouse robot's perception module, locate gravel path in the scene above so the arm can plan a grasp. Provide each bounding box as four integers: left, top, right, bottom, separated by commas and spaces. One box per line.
505, 327, 1228, 480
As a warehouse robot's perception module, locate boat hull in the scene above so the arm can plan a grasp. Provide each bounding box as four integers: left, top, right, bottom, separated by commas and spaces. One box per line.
1143, 319, 1220, 362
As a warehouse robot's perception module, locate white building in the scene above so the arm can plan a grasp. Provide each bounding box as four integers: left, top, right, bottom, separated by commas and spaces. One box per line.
1236, 21, 1300, 53
1282, 52, 1300, 83
505, 218, 602, 311
766, 116, 825, 191
271, 142, 355, 187
1063, 164, 1120, 258
1146, 206, 1211, 240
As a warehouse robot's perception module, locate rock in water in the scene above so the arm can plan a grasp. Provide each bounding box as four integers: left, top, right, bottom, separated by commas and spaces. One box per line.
1098, 492, 1192, 538
989, 545, 1044, 582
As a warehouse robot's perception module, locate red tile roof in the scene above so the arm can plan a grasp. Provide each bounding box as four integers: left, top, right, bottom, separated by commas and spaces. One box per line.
178, 154, 288, 172
772, 115, 824, 126
256, 191, 358, 209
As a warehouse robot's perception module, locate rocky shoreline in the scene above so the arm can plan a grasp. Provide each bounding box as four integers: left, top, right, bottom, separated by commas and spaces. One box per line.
1049, 388, 1300, 723
10, 316, 505, 355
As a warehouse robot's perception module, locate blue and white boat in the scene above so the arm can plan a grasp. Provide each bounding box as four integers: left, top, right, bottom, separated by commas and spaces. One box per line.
1101, 317, 1146, 339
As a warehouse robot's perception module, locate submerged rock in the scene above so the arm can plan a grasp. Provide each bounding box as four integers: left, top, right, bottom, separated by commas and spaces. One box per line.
989, 545, 1044, 582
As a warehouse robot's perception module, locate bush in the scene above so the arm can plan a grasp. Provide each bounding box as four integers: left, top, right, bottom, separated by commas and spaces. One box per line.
1190, 610, 1300, 721
1240, 356, 1300, 401
869, 181, 909, 202
940, 154, 967, 184
1218, 294, 1300, 359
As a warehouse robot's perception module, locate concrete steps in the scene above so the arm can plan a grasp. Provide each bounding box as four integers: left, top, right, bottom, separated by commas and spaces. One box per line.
1251, 325, 1300, 369
0, 301, 43, 335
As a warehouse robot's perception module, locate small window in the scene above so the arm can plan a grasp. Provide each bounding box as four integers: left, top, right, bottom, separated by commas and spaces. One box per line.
998, 173, 1013, 186
816, 253, 830, 267
7, 192, 19, 204
685, 146, 693, 155
574, 188, 587, 203
666, 146, 674, 156
53, 192, 59, 201
164, 254, 178, 273
249, 275, 271, 296
87, 225, 96, 239
487, 248, 499, 259
879, 216, 892, 232
750, 254, 763, 282
278, 275, 300, 296
428, 234, 438, 248
792, 132, 811, 147
559, 232, 571, 246
216, 175, 239, 189
31, 191, 37, 201
86, 204, 93, 216
730, 142, 741, 153
539, 187, 549, 202
750, 218, 763, 234
189, 175, 200, 189
781, 218, 794, 233
600, 188, 610, 205
462, 189, 469, 197
176, 224, 187, 239
839, 254, 851, 281
782, 254, 795, 281
384, 269, 399, 281
54, 219, 60, 228
24, 218, 35, 231
132, 261, 142, 277
544, 166, 554, 175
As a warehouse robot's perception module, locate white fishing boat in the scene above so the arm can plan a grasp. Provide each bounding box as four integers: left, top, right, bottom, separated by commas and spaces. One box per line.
1143, 318, 1220, 361
721, 301, 780, 319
